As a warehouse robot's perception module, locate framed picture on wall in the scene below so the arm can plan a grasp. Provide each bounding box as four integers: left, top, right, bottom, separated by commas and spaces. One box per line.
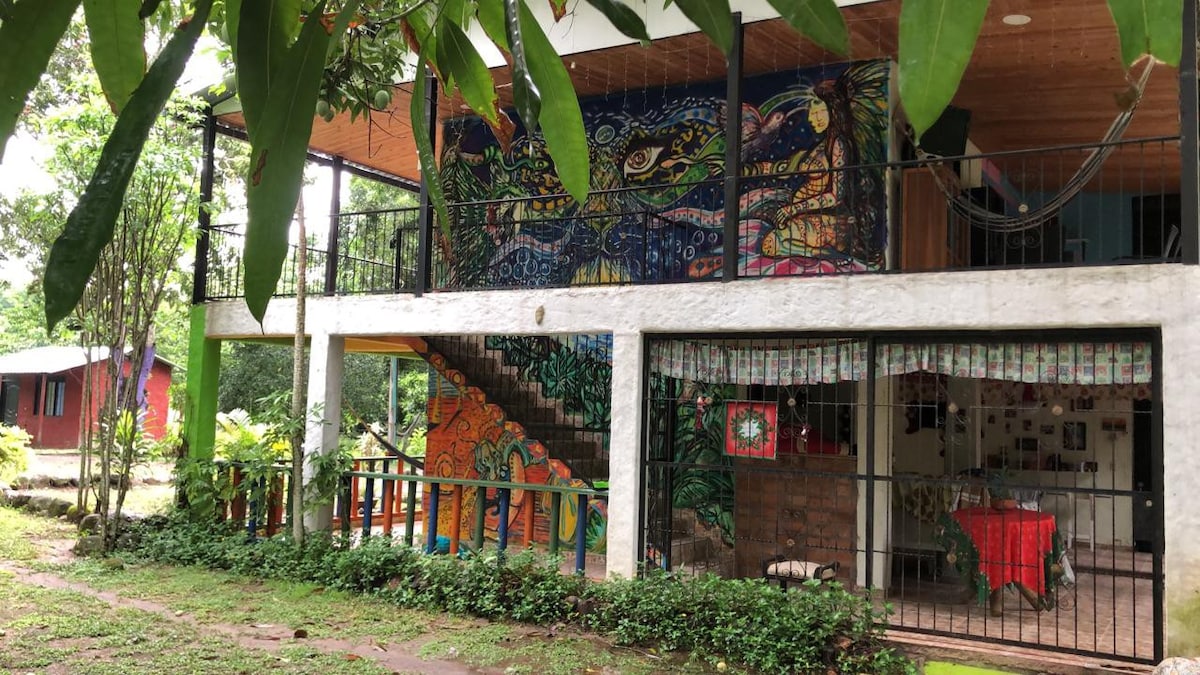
1063, 421, 1087, 451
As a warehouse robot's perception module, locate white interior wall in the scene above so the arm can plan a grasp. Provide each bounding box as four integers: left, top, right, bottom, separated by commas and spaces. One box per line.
207, 263, 1200, 654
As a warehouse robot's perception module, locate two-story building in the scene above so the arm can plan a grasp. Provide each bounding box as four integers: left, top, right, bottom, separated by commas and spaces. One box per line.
184, 0, 1199, 666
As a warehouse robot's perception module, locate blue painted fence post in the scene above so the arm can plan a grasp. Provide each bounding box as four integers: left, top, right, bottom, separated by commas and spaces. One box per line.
425, 483, 440, 554
497, 488, 510, 553
575, 494, 588, 574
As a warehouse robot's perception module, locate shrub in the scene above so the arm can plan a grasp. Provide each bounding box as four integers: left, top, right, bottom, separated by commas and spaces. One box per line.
0, 424, 32, 483
117, 517, 913, 674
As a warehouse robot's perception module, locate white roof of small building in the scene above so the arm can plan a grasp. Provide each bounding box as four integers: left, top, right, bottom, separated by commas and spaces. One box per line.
0, 346, 175, 376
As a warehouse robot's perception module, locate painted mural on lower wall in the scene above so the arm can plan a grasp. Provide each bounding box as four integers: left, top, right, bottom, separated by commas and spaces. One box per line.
483, 334, 613, 436
422, 344, 608, 553
645, 375, 737, 565
437, 60, 890, 289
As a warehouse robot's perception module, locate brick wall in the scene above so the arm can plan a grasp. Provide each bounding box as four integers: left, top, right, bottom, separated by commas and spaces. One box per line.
734, 454, 859, 587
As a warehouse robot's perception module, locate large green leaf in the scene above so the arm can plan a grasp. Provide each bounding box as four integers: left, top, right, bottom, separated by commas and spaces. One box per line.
504, 0, 541, 132
1106, 0, 1183, 68
476, 0, 509, 49
584, 0, 650, 44
435, 16, 500, 129
235, 0, 302, 131
519, 0, 589, 203
403, 5, 442, 81
898, 0, 988, 139
83, 0, 147, 114
412, 55, 451, 237
765, 0, 848, 55
0, 0, 80, 161
242, 0, 361, 323
671, 0, 733, 56
43, 0, 212, 331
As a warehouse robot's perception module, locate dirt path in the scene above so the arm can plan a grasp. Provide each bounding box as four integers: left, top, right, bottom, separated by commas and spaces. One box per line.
1, 546, 482, 675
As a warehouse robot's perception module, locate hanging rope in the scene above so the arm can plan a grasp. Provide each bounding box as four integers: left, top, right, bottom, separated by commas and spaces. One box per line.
913, 61, 1155, 233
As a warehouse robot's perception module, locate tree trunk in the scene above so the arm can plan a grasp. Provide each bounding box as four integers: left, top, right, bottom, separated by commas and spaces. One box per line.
76, 333, 93, 512
291, 197, 307, 543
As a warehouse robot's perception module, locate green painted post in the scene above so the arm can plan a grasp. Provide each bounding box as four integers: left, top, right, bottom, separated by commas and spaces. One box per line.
339, 474, 352, 539
404, 464, 417, 547
183, 305, 221, 461
549, 492, 562, 557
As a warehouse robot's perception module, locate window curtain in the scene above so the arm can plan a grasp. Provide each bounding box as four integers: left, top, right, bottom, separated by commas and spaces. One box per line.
648, 340, 1152, 386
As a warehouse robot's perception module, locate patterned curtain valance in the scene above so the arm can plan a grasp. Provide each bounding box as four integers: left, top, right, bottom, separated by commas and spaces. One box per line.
876, 342, 1152, 385
648, 340, 868, 386
649, 340, 1152, 386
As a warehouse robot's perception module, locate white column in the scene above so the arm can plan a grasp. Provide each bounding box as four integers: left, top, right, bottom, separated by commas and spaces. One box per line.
303, 332, 345, 531
606, 330, 644, 578
856, 375, 891, 590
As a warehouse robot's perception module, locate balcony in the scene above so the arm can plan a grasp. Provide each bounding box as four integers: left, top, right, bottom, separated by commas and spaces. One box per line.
198, 134, 1183, 302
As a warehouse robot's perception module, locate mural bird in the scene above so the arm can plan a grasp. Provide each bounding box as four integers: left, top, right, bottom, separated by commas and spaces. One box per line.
740, 104, 803, 161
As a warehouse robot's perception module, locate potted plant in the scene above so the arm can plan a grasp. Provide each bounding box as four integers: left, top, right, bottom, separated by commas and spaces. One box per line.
988, 468, 1019, 510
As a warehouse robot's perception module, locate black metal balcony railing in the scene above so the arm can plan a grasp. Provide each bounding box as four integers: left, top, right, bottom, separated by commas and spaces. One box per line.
334, 207, 421, 294
198, 136, 1183, 302
203, 224, 330, 300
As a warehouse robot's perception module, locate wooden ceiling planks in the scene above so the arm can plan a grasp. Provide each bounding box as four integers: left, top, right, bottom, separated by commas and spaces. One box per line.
217, 0, 1181, 192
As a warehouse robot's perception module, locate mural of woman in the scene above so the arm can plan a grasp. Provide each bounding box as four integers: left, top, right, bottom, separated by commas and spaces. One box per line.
752, 62, 888, 269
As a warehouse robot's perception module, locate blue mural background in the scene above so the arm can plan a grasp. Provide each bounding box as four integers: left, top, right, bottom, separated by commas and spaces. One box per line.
436, 60, 890, 289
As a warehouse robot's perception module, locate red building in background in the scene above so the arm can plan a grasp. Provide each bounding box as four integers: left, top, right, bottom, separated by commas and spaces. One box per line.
0, 346, 174, 448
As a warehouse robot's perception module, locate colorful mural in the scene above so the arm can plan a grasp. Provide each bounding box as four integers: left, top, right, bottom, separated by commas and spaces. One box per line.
647, 376, 737, 550
484, 334, 613, 434
437, 61, 890, 288
421, 346, 607, 552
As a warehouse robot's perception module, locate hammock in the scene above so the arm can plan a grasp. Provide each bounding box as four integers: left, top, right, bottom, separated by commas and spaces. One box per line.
344, 402, 426, 471
916, 61, 1155, 233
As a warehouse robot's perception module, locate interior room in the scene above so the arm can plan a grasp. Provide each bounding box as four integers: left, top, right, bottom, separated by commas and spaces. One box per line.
880, 341, 1156, 661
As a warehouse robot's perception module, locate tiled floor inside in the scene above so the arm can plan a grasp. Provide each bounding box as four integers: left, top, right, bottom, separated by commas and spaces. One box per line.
886, 547, 1156, 662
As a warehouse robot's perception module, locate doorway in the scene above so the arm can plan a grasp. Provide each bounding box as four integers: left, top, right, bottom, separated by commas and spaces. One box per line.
1132, 398, 1154, 553
0, 378, 18, 426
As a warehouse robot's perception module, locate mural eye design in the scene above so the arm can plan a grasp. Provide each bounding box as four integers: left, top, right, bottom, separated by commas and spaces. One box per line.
622, 144, 665, 176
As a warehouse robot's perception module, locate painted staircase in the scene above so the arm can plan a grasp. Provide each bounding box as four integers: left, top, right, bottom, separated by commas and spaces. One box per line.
419, 335, 609, 485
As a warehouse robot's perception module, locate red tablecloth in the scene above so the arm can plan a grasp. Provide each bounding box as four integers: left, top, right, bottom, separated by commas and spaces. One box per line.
951, 507, 1056, 594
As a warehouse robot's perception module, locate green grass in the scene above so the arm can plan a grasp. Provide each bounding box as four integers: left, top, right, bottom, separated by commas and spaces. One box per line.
925, 664, 1018, 675
0, 507, 737, 674
25, 484, 175, 516
59, 560, 436, 644
60, 560, 674, 672
0, 506, 76, 562
0, 574, 389, 674
414, 621, 693, 674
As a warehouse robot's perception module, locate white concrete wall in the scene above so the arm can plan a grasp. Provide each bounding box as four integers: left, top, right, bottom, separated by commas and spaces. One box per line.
207, 263, 1200, 654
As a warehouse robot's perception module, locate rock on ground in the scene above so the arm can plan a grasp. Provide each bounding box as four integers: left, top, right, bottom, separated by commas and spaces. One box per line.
1157, 658, 1200, 674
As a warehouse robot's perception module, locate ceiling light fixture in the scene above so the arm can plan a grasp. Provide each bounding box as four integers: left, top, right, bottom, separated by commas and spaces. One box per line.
1002, 14, 1032, 26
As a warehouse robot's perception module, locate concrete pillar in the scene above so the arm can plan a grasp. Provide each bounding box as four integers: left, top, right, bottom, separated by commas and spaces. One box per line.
303, 332, 345, 531
606, 330, 644, 578
183, 305, 220, 460
1162, 317, 1200, 656
856, 375, 891, 590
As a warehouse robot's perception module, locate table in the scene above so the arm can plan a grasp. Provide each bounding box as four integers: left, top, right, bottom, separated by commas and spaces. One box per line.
947, 507, 1059, 614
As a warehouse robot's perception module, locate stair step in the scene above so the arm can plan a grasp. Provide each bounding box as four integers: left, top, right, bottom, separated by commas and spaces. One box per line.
670, 535, 715, 565
423, 335, 609, 484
